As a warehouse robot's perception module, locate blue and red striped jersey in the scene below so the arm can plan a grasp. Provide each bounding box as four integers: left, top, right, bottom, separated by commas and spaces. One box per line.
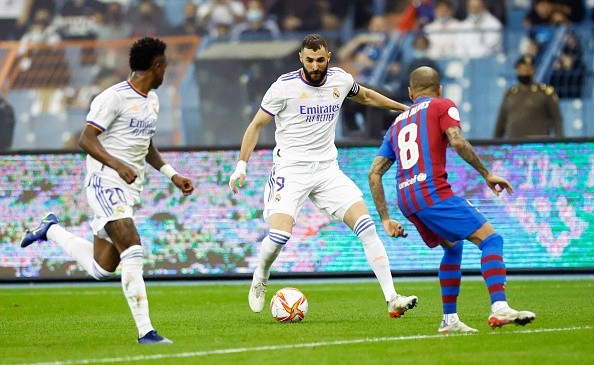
376, 97, 461, 216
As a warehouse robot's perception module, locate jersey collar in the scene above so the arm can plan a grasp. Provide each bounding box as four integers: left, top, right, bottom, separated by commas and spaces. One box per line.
127, 81, 148, 98
413, 96, 432, 103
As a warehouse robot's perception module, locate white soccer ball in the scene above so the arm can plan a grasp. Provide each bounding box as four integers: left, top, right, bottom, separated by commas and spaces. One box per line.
270, 287, 308, 322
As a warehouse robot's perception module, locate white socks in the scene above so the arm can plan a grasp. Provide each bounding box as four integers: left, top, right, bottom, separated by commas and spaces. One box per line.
47, 225, 113, 280
254, 229, 290, 281
491, 300, 510, 313
120, 245, 153, 337
353, 215, 397, 302
442, 313, 460, 325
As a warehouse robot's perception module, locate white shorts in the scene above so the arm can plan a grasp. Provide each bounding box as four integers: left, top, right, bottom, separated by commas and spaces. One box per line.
85, 172, 140, 241
263, 160, 363, 223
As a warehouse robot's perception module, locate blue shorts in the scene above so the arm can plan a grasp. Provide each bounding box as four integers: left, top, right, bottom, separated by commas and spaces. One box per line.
406, 196, 487, 248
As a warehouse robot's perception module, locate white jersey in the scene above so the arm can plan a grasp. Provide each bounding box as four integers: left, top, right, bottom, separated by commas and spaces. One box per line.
261, 67, 359, 163
85, 81, 159, 192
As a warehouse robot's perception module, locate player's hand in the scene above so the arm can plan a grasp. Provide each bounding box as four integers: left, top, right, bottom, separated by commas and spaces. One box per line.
115, 162, 137, 184
485, 173, 514, 196
172, 174, 194, 196
229, 161, 247, 194
382, 219, 408, 238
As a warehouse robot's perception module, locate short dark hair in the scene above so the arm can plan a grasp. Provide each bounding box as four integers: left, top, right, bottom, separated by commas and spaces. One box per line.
129, 37, 166, 72
301, 34, 327, 52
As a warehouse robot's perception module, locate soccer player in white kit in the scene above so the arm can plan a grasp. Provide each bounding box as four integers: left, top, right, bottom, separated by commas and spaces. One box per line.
229, 34, 418, 318
21, 37, 194, 344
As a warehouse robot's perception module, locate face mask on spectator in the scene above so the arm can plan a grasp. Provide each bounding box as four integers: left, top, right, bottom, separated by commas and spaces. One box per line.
246, 10, 264, 23
516, 75, 532, 85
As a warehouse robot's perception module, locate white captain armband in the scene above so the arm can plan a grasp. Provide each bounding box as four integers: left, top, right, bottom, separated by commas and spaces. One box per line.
160, 164, 178, 180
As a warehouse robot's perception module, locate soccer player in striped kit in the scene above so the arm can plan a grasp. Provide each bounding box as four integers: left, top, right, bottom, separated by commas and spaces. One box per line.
229, 34, 418, 318
368, 66, 535, 332
21, 37, 194, 344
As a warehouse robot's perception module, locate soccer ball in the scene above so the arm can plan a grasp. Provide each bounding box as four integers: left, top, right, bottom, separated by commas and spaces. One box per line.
270, 287, 308, 322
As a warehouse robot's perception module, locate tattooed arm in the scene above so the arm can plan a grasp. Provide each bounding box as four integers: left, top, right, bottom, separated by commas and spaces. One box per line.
368, 156, 408, 238
445, 126, 514, 196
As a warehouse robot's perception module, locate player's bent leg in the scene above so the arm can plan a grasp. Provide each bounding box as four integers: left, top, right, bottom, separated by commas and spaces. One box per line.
21, 212, 115, 280
342, 201, 418, 318
105, 219, 171, 344
471, 226, 536, 329
249, 213, 293, 313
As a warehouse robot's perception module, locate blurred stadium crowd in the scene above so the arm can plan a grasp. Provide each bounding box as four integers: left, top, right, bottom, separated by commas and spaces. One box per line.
0, 0, 593, 150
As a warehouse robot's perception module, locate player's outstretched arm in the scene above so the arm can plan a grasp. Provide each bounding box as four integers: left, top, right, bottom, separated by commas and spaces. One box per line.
79, 125, 138, 184
146, 140, 194, 196
350, 85, 408, 112
445, 126, 513, 196
368, 156, 408, 238
229, 108, 273, 194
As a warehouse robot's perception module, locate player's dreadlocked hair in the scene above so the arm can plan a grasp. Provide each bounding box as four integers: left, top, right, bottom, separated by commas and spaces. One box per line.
129, 37, 166, 72
301, 34, 327, 52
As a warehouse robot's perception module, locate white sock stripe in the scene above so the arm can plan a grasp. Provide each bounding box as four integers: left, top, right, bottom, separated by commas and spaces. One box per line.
92, 261, 113, 280
354, 216, 374, 236
120, 245, 144, 260
268, 233, 290, 245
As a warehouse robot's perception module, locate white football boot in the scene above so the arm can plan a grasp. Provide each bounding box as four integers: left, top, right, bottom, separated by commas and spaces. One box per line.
488, 307, 536, 329
387, 293, 418, 318
248, 276, 268, 313
438, 320, 478, 333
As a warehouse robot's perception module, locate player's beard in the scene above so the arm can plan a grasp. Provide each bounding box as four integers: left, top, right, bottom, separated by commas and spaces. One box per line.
302, 65, 328, 85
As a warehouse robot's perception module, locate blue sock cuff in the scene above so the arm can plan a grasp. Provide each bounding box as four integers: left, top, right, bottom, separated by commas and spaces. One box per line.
479, 233, 503, 252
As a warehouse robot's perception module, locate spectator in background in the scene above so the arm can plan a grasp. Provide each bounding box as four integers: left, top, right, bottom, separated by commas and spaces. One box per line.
54, 0, 105, 40
524, 0, 555, 27
424, 0, 461, 59
337, 15, 390, 82
269, 0, 322, 32
452, 0, 507, 25
548, 11, 585, 98
493, 55, 563, 139
397, 0, 436, 32
0, 0, 32, 40
230, 0, 280, 41
0, 0, 57, 41
170, 1, 207, 36
392, 33, 441, 102
198, 0, 246, 38
129, 0, 170, 37
317, 0, 343, 31
0, 96, 16, 151
337, 15, 390, 136
553, 0, 585, 23
456, 0, 502, 58
95, 2, 132, 40
15, 8, 70, 88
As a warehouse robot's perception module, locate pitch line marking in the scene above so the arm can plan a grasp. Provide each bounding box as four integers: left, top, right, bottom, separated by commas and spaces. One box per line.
14, 326, 592, 365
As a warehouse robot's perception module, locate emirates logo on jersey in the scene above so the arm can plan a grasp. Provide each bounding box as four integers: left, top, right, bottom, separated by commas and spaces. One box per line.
332, 88, 340, 99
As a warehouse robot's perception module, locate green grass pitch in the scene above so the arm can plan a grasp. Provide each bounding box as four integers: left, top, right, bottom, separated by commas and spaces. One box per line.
1, 278, 593, 365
